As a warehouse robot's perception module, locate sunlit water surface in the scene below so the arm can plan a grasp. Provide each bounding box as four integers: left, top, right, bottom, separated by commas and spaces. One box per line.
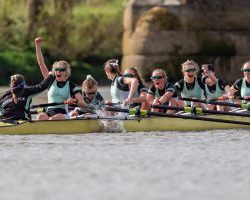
0, 129, 250, 200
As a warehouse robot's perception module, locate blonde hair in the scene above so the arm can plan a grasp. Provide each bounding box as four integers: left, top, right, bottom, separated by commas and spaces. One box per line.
243, 61, 250, 68
152, 68, 167, 77
82, 75, 98, 90
10, 74, 25, 104
52, 60, 71, 79
181, 59, 199, 72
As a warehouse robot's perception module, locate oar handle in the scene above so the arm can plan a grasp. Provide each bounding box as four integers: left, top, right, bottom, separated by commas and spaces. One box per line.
151, 104, 184, 111
105, 106, 129, 113
178, 97, 249, 109
30, 102, 65, 109
30, 99, 78, 109
213, 96, 250, 102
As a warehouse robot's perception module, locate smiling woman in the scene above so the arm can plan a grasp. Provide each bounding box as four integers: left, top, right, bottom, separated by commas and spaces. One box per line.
231, 61, 250, 100
174, 59, 216, 108
34, 37, 88, 120
146, 68, 179, 113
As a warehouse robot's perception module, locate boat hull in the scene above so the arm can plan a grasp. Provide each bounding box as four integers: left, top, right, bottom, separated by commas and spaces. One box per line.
0, 114, 249, 134
0, 119, 103, 134
122, 115, 250, 132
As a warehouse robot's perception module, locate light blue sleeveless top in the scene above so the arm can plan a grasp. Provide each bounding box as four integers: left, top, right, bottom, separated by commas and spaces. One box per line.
48, 80, 70, 109
181, 78, 204, 106
241, 79, 250, 97
205, 81, 224, 99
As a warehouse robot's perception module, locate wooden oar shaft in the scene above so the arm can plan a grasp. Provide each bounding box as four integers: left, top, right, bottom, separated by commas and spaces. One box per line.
179, 97, 244, 108
30, 102, 65, 109
152, 105, 184, 111
105, 106, 250, 126
152, 104, 250, 117
106, 107, 129, 113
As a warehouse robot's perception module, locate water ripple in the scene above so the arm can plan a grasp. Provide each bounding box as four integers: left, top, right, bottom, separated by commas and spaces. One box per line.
0, 130, 250, 200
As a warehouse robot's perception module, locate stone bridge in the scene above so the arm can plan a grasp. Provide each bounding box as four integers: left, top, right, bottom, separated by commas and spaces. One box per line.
122, 0, 250, 83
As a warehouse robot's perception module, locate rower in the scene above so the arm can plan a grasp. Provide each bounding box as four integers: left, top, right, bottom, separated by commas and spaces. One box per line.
35, 37, 88, 120
123, 67, 148, 109
231, 61, 250, 102
174, 60, 214, 108
0, 73, 55, 120
147, 68, 179, 114
104, 59, 139, 106
70, 75, 104, 117
201, 64, 233, 111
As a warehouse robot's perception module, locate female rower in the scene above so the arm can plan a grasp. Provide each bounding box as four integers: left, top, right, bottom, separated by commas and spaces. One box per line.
147, 68, 178, 113
201, 64, 232, 111
0, 72, 55, 120
231, 61, 250, 101
104, 59, 139, 106
35, 37, 87, 120
174, 60, 215, 108
123, 67, 148, 109
70, 75, 104, 117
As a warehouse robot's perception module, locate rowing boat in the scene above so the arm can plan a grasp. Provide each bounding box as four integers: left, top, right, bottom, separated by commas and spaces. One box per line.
0, 113, 249, 134
0, 118, 103, 134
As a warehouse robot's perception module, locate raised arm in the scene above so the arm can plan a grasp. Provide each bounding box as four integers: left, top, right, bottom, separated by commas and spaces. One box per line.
34, 37, 49, 78
205, 72, 217, 85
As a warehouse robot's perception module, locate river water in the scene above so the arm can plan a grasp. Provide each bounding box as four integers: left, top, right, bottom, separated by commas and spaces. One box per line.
0, 88, 250, 200
0, 130, 250, 200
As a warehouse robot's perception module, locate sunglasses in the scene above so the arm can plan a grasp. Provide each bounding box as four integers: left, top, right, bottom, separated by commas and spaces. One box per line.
185, 68, 197, 72
150, 75, 164, 81
123, 74, 136, 78
54, 67, 66, 72
241, 68, 250, 72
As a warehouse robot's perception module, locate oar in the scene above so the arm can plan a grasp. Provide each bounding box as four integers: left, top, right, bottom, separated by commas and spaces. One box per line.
0, 118, 21, 124
30, 105, 95, 115
30, 102, 67, 109
30, 108, 46, 115
179, 97, 250, 110
213, 96, 250, 102
105, 106, 250, 126
151, 104, 250, 117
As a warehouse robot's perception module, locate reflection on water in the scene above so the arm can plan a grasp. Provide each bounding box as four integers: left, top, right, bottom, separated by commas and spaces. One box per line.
0, 130, 250, 200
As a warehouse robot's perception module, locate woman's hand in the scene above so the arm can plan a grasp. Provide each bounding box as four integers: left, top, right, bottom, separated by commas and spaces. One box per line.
64, 99, 78, 105
123, 97, 133, 105
244, 96, 250, 100
48, 71, 55, 75
35, 37, 43, 47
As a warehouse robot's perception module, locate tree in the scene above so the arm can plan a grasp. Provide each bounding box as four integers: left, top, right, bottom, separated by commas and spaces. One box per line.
27, 0, 44, 39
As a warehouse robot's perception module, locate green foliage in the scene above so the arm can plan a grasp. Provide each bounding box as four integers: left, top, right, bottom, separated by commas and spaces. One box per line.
0, 0, 124, 85
0, 48, 41, 85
